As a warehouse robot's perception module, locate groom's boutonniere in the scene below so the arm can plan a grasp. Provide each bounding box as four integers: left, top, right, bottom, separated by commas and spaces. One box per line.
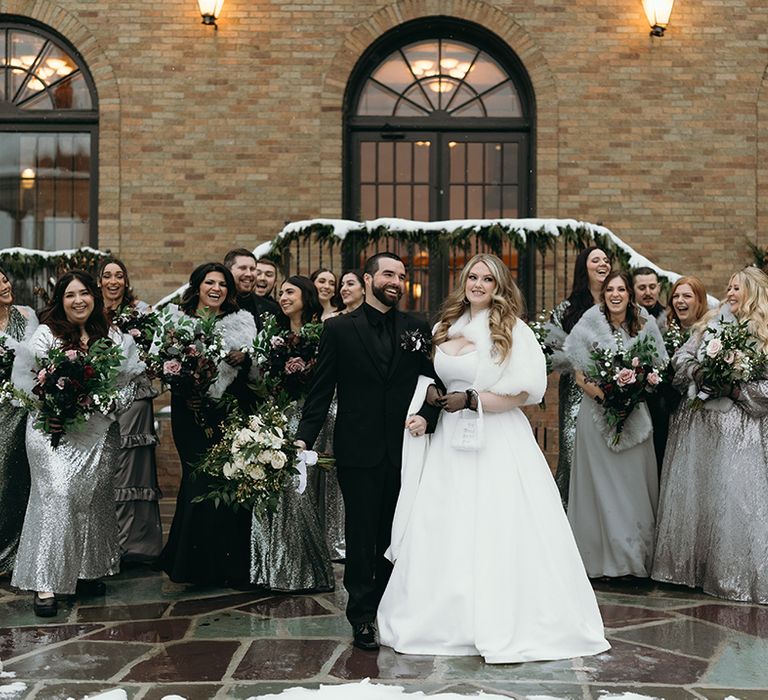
400, 329, 431, 355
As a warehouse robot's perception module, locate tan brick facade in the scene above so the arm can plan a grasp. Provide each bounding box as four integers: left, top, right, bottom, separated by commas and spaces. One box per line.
3, 0, 764, 302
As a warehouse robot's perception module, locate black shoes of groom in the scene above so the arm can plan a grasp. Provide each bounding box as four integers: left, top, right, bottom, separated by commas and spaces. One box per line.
352, 622, 379, 651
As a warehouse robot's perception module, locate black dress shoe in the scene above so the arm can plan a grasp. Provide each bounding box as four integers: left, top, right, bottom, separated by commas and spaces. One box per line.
76, 579, 107, 596
352, 622, 379, 651
33, 593, 57, 618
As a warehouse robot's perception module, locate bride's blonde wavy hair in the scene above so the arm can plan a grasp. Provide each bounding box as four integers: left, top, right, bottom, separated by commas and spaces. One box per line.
432, 253, 524, 363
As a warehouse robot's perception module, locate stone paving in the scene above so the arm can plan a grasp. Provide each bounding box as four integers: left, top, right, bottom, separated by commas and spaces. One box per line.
1, 563, 768, 700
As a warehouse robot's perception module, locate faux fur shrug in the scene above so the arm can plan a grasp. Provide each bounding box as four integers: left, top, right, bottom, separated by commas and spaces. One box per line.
563, 305, 667, 452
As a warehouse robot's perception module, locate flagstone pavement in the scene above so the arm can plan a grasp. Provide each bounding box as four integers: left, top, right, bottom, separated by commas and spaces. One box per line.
1, 512, 767, 699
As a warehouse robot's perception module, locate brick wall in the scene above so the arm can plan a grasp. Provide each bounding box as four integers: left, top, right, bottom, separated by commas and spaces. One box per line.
2, 0, 763, 304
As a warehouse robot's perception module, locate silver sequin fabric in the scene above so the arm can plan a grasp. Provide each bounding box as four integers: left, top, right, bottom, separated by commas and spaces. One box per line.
0, 306, 32, 571
250, 400, 334, 592
550, 301, 583, 507
318, 397, 345, 560
652, 336, 768, 603
11, 417, 121, 594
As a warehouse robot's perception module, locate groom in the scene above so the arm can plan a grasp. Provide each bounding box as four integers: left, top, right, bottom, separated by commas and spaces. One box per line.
295, 252, 440, 651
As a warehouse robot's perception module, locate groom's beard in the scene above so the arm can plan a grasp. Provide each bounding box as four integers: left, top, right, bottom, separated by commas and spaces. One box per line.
371, 281, 403, 308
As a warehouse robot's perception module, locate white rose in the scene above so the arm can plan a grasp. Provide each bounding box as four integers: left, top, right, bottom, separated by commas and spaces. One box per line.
248, 415, 263, 431
222, 462, 237, 479
270, 451, 288, 469
248, 463, 266, 482
705, 338, 723, 358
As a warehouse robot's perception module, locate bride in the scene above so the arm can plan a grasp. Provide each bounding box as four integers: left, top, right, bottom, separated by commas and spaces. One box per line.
377, 253, 609, 664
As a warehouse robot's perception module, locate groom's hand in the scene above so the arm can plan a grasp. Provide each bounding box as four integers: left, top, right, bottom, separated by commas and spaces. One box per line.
294, 439, 307, 451
437, 391, 467, 413
425, 383, 444, 407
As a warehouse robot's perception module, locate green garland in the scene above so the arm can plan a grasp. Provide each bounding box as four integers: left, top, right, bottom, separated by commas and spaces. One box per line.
268, 220, 657, 282
748, 240, 768, 272
0, 247, 109, 307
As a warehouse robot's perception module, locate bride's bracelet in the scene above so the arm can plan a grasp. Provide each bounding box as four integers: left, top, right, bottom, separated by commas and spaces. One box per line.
465, 388, 479, 411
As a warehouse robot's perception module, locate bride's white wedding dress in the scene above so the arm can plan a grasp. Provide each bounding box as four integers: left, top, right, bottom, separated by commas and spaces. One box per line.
377, 316, 609, 664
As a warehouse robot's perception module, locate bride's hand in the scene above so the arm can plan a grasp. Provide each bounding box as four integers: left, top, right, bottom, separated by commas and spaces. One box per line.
405, 414, 427, 437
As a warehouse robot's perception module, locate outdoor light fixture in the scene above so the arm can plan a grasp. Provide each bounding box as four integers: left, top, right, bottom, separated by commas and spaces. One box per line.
642, 0, 675, 37
198, 0, 224, 29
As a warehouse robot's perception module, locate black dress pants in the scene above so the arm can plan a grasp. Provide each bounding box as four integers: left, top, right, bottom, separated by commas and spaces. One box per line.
336, 456, 401, 625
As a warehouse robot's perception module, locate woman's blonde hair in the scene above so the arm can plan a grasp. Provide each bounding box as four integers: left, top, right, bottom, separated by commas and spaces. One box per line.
432, 253, 524, 363
730, 266, 768, 351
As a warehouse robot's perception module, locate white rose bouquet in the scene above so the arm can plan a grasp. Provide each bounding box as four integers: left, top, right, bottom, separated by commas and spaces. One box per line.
193, 404, 326, 513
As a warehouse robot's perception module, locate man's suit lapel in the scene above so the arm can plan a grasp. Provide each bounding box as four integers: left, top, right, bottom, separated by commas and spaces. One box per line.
386, 310, 406, 380
351, 308, 387, 380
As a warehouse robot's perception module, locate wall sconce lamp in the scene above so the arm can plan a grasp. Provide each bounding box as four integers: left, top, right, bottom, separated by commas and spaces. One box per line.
198, 0, 224, 29
643, 0, 675, 37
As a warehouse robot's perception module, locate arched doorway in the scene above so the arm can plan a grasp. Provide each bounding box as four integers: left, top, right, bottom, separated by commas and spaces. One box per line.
343, 17, 536, 313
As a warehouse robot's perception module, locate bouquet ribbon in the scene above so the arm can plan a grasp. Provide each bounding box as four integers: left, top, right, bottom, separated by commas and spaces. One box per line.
294, 449, 318, 494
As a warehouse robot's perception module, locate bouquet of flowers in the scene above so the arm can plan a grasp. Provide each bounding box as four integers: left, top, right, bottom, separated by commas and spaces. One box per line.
0, 336, 15, 383
662, 319, 689, 359
21, 339, 125, 448
113, 305, 161, 368
252, 314, 323, 405
193, 405, 325, 513
688, 319, 768, 409
529, 309, 555, 374
152, 310, 225, 422
586, 334, 664, 446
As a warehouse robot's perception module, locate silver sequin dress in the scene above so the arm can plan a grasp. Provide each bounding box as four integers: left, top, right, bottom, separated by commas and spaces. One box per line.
549, 301, 583, 507
250, 399, 334, 592
11, 326, 141, 594
652, 329, 768, 603
0, 306, 37, 572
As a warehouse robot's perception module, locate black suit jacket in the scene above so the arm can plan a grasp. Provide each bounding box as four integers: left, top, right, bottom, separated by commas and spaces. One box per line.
296, 305, 440, 469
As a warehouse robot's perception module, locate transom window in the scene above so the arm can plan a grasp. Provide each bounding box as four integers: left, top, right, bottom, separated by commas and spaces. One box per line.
357, 39, 522, 118
0, 19, 98, 250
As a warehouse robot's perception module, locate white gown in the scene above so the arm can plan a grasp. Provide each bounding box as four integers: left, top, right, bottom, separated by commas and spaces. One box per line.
377, 346, 610, 664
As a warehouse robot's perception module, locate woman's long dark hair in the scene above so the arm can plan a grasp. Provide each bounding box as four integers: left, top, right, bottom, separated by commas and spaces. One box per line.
562, 246, 610, 333
0, 265, 13, 306
278, 275, 322, 329
180, 262, 238, 317
97, 257, 136, 316
600, 270, 644, 337
41, 270, 110, 348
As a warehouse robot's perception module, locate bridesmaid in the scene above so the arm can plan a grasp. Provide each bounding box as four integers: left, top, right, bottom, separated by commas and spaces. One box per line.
322, 269, 365, 560
157, 262, 257, 586
251, 275, 334, 592
98, 258, 163, 564
653, 267, 768, 602
11, 270, 143, 616
564, 271, 665, 579
0, 267, 37, 575
311, 268, 338, 321
548, 247, 611, 505
336, 270, 365, 314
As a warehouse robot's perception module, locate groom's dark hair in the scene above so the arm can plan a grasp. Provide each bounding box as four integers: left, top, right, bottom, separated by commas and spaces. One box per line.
364, 251, 405, 277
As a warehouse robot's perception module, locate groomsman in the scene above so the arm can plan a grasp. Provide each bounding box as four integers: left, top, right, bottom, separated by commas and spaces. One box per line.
633, 267, 665, 322
254, 257, 281, 318
294, 252, 440, 651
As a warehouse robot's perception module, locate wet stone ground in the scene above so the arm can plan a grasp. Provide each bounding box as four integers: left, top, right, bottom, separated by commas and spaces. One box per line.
1, 498, 767, 700
1, 567, 767, 700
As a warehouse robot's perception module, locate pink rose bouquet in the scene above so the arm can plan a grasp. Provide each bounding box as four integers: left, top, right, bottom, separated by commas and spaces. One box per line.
586, 334, 665, 445
688, 319, 768, 409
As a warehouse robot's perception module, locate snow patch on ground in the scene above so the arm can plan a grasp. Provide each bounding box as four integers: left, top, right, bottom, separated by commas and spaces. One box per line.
0, 683, 27, 697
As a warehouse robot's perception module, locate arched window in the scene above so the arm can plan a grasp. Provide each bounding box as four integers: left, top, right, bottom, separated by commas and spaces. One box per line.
0, 17, 98, 249
344, 17, 536, 313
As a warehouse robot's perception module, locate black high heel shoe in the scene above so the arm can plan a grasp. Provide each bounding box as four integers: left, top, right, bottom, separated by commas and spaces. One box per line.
33, 593, 57, 617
